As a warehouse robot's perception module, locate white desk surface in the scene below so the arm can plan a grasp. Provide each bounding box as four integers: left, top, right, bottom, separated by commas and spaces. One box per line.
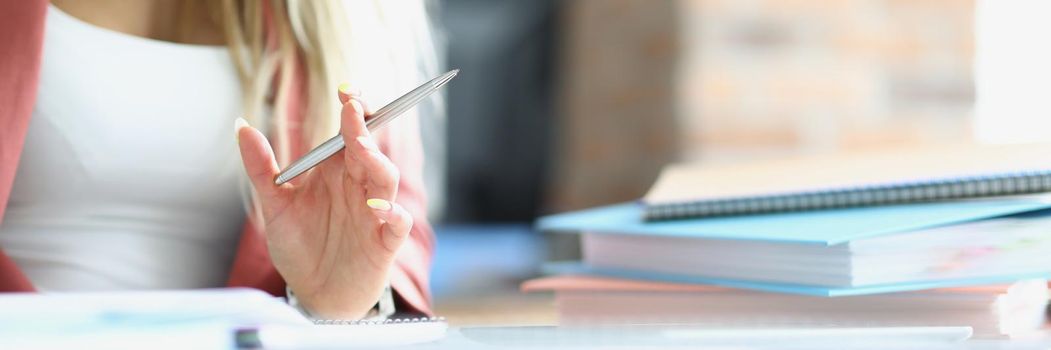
418, 328, 1051, 349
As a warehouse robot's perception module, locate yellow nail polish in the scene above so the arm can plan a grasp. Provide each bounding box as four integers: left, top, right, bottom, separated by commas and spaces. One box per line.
366, 198, 392, 211
338, 83, 352, 94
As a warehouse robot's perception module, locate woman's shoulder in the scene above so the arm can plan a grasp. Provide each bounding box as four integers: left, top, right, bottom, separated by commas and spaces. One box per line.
0, 0, 48, 37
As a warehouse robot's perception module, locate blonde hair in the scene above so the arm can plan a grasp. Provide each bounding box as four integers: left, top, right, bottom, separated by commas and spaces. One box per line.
202, 0, 434, 163
186, 0, 438, 219
204, 0, 340, 165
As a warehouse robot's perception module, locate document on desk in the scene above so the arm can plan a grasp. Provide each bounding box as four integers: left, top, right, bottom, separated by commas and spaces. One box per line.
0, 288, 446, 349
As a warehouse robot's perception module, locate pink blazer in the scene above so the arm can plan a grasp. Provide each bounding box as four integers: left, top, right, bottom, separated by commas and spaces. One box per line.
0, 0, 434, 315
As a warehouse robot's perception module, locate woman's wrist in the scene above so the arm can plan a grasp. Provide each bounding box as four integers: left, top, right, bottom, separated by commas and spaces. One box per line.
286, 284, 395, 321
285, 286, 318, 319
289, 287, 371, 320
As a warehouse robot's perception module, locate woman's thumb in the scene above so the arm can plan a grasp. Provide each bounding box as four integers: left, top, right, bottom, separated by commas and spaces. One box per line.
235, 118, 283, 198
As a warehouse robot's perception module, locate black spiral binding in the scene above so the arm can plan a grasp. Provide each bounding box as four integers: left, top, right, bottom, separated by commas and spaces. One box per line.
312, 316, 446, 325
235, 317, 447, 349
644, 170, 1051, 221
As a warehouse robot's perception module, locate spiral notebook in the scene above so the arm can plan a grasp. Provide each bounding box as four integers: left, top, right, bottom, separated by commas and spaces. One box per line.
237, 317, 448, 349
0, 289, 447, 349
644, 143, 1051, 221
537, 199, 1051, 295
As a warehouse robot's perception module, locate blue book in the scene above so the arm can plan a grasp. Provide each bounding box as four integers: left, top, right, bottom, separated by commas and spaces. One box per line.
538, 199, 1051, 245
537, 198, 1051, 295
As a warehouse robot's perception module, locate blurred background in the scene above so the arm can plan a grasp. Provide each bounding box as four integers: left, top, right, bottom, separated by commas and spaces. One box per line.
425, 0, 1051, 322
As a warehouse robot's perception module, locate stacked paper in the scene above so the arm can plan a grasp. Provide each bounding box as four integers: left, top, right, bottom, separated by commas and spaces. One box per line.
538, 199, 1051, 296
582, 210, 1051, 287
536, 198, 1051, 338
524, 275, 1049, 337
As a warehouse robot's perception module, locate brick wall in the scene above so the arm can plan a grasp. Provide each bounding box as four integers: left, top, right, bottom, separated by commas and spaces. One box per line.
680, 0, 975, 162
549, 0, 975, 211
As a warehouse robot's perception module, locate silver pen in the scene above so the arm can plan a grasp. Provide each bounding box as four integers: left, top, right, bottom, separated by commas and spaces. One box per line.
274, 69, 459, 185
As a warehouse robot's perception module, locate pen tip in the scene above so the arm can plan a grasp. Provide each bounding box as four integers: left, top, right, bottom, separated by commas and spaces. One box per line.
450, 69, 460, 76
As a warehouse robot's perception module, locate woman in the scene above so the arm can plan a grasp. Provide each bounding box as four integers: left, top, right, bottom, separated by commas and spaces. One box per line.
0, 0, 436, 319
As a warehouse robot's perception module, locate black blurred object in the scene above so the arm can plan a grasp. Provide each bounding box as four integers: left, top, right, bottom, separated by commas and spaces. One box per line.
437, 0, 559, 222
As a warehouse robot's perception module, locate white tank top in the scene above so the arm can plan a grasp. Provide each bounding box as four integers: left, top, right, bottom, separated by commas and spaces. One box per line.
0, 5, 245, 290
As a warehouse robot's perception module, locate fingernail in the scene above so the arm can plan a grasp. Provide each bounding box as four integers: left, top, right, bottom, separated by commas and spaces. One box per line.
234, 117, 249, 142
356, 136, 378, 151
338, 83, 360, 96
366, 198, 392, 211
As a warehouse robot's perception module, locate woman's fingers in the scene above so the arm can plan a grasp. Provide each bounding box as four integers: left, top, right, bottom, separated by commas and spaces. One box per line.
340, 98, 370, 149
235, 118, 286, 199
365, 198, 413, 254
337, 83, 359, 105
337, 84, 372, 118
339, 95, 398, 199
351, 136, 400, 200
335, 85, 397, 202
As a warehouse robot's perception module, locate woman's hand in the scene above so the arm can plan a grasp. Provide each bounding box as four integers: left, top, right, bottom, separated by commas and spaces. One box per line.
235, 87, 412, 319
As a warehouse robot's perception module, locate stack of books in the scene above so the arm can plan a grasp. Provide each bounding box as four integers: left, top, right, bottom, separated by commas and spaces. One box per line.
522, 275, 1048, 337
535, 143, 1051, 337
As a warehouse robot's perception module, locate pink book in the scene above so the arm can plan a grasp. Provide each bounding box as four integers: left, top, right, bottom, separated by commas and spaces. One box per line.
522, 275, 1049, 338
